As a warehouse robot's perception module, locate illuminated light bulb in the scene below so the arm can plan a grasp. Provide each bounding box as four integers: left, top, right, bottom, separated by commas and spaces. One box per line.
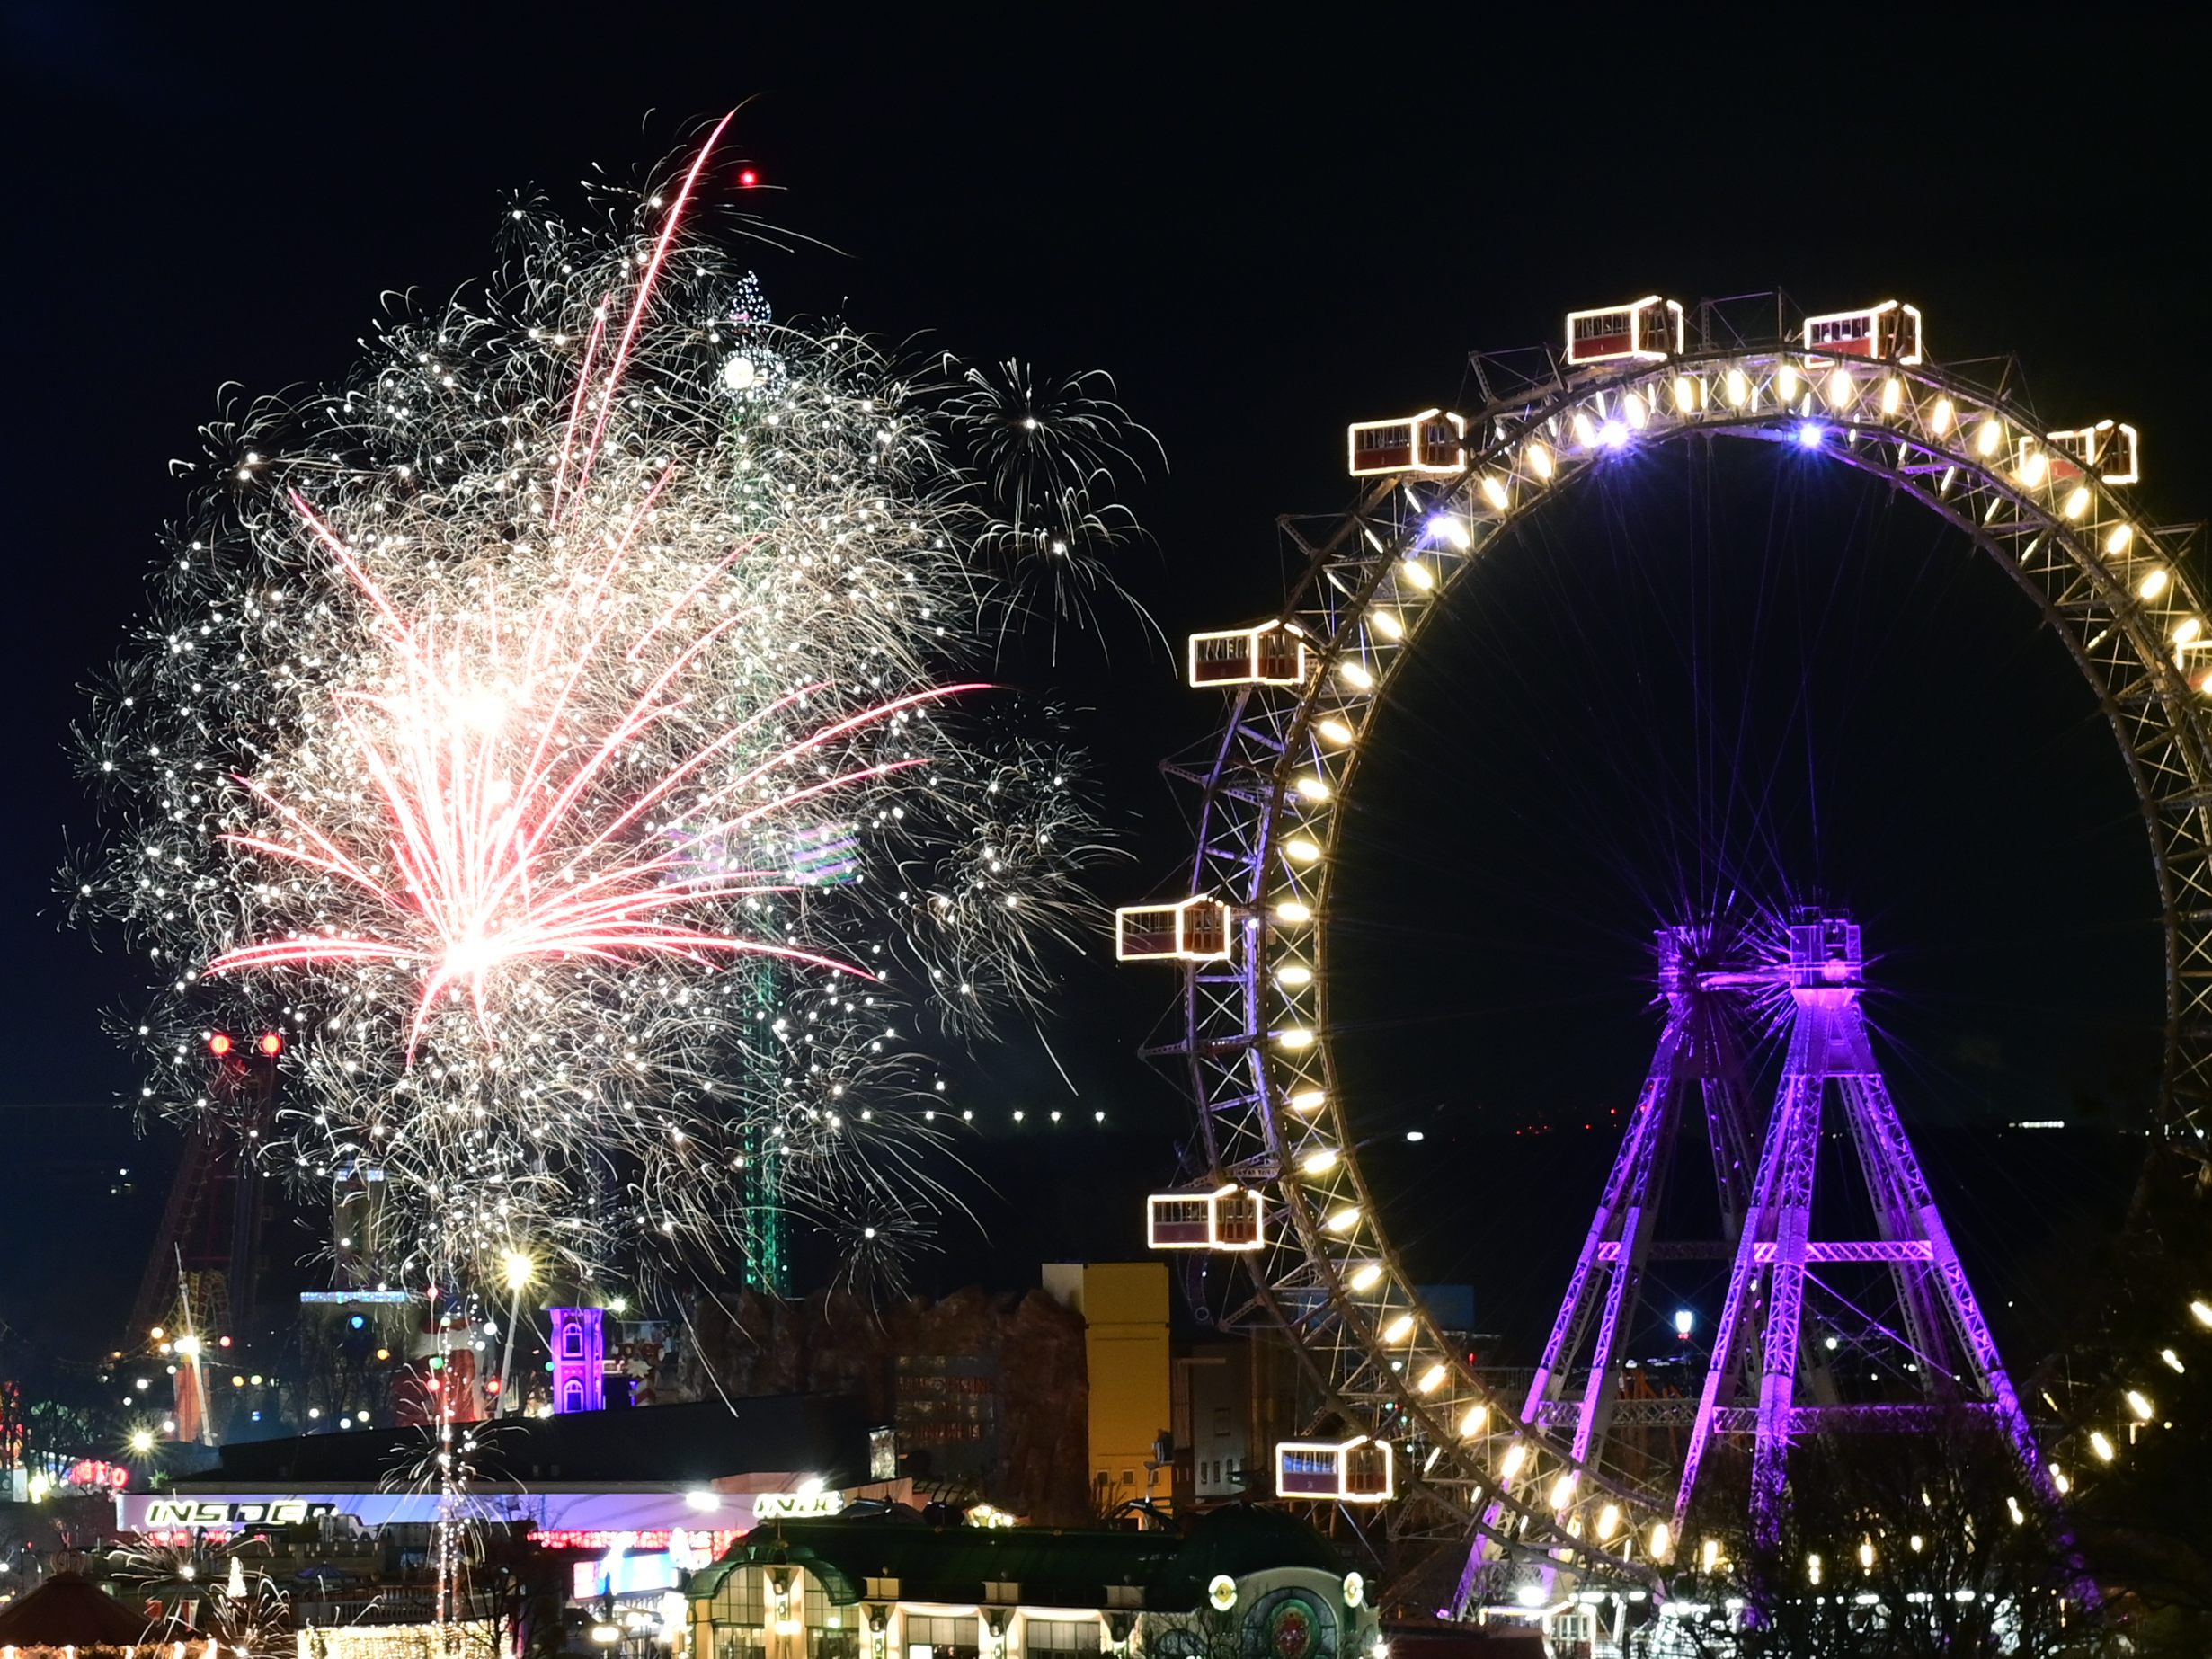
1301, 1147, 1339, 1175
2173, 618, 2200, 648
1880, 377, 1903, 416
1701, 1539, 1720, 1573
1347, 1262, 1383, 1291
1976, 418, 2003, 458
1319, 717, 1354, 746
1776, 365, 1799, 403
1339, 660, 1374, 690
2050, 1465, 2070, 1495
1459, 1403, 1488, 1438
1524, 440, 1554, 480
1276, 900, 1312, 924
1571, 412, 1597, 449
2109, 523, 2137, 556
1289, 1087, 1325, 1112
1825, 368, 1853, 408
1599, 419, 1630, 449
1797, 422, 1826, 449
1623, 392, 1649, 430
1294, 775, 1331, 802
1549, 1472, 1577, 1510
1858, 1539, 1875, 1570
1417, 1362, 1447, 1395
2090, 1430, 2116, 1463
2137, 565, 2169, 600
1498, 1443, 1527, 1481
1670, 375, 1697, 413
1429, 513, 1472, 551
2161, 1347, 2185, 1373
1649, 1521, 1671, 1560
1277, 1027, 1315, 1051
2126, 1388, 2154, 1421
1910, 1534, 1924, 1553
1479, 474, 1509, 511
1399, 558, 1435, 591
1723, 368, 1748, 408
1381, 1314, 1416, 1344
1276, 963, 1314, 988
1595, 1503, 1621, 1542
2193, 1299, 2212, 1327
1284, 838, 1321, 865
2063, 485, 2092, 520
1370, 608, 1404, 642
1807, 1554, 1823, 1585
2018, 448, 2048, 487
2007, 1496, 2026, 1526
1929, 395, 1954, 436
1325, 1205, 1360, 1234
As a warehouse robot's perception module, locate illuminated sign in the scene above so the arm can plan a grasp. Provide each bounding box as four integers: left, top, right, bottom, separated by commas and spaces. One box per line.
531, 1529, 744, 1554
144, 1499, 338, 1527
62, 1459, 131, 1491
753, 1491, 844, 1520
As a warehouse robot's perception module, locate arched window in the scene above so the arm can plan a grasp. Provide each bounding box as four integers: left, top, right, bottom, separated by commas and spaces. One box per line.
563, 1323, 584, 1358
563, 1379, 585, 1414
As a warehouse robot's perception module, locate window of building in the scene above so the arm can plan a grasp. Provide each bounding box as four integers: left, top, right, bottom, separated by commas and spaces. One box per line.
1213, 1406, 1230, 1438
1025, 1620, 1100, 1659
806, 1592, 857, 1659
712, 1574, 768, 1659
903, 1616, 979, 1659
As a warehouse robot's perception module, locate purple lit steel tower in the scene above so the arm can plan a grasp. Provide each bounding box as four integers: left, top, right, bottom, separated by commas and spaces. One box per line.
1675, 911, 2055, 1546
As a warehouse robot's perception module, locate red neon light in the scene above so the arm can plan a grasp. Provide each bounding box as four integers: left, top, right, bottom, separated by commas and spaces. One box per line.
530, 1528, 745, 1554
738, 169, 760, 188
257, 1032, 284, 1057
208, 1033, 232, 1057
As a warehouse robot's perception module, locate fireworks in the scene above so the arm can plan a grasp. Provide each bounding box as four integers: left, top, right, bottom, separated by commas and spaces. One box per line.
75, 120, 1129, 1298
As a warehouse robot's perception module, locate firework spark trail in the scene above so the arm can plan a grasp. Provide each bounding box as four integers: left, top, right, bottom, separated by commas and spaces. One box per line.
76, 120, 1135, 1298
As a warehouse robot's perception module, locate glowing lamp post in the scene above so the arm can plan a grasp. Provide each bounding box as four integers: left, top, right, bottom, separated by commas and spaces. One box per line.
496, 1249, 535, 1415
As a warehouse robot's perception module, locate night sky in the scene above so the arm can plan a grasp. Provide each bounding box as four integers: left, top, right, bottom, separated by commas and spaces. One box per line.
0, 9, 2201, 1380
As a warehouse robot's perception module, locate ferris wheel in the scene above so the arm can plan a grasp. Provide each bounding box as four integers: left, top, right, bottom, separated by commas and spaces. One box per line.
1116, 293, 2208, 1590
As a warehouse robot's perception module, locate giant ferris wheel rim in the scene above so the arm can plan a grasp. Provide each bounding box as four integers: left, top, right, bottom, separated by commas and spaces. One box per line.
1151, 312, 2211, 1584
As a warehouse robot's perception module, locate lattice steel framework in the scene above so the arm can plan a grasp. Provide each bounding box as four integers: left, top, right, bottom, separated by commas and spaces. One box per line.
1141, 307, 2212, 1589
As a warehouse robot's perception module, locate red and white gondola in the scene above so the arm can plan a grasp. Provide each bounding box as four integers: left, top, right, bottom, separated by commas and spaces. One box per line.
1186, 621, 1309, 688
1346, 409, 1467, 477
2046, 420, 2140, 486
1146, 1184, 1266, 1252
1801, 300, 1924, 364
1115, 896, 1233, 963
1564, 296, 1683, 366
1274, 1436, 1396, 1504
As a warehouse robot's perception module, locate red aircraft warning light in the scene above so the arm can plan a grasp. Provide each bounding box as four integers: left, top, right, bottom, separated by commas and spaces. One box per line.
737, 168, 760, 188
257, 1032, 284, 1057
208, 1033, 233, 1058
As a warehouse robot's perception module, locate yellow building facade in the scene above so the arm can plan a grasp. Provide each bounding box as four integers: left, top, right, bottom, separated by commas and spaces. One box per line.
1041, 1263, 1169, 1517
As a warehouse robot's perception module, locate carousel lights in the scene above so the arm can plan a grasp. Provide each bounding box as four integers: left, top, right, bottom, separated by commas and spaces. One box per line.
1289, 1086, 1326, 1112
1673, 375, 1700, 413
1976, 417, 2003, 457
1301, 1147, 1339, 1175
2173, 617, 2200, 648
1318, 716, 1355, 746
1277, 1028, 1315, 1051
1479, 475, 1510, 512
1549, 1472, 1577, 1510
1595, 1503, 1621, 1542
1459, 1403, 1488, 1438
1824, 368, 1852, 408
1524, 439, 1554, 480
1428, 514, 1472, 551
1381, 1313, 1416, 1344
2064, 485, 2092, 519
1347, 1262, 1384, 1291
1399, 558, 1435, 591
1417, 1362, 1447, 1395
1723, 368, 1749, 408
1571, 412, 1597, 449
2110, 524, 2138, 557
1498, 1442, 1527, 1481
1284, 838, 1322, 865
1622, 392, 1650, 430
1325, 1205, 1360, 1234
1276, 963, 1314, 987
1339, 660, 1374, 690
2018, 448, 2049, 487
1776, 364, 1800, 403
1294, 776, 1331, 802
1370, 608, 1404, 642
1929, 395, 1954, 436
2138, 565, 2169, 599
1880, 377, 1904, 416
1276, 900, 1313, 923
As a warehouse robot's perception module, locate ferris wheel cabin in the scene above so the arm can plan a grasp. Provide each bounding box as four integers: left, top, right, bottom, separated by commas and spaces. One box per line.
1146, 1184, 1266, 1251
1274, 1437, 1396, 1504
1801, 299, 1925, 364
1346, 409, 1467, 476
1115, 896, 1233, 963
2047, 420, 2141, 485
1187, 622, 1309, 688
1563, 296, 1684, 366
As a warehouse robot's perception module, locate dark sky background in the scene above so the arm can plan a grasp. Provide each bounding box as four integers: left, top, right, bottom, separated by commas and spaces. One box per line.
0, 7, 2200, 1384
